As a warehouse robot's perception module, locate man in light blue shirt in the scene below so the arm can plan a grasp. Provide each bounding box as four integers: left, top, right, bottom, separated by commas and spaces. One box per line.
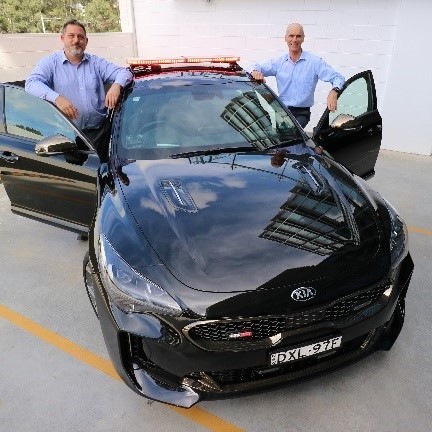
251, 23, 345, 128
25, 19, 132, 145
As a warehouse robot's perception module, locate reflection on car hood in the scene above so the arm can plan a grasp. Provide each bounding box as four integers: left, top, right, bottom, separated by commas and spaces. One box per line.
117, 150, 387, 296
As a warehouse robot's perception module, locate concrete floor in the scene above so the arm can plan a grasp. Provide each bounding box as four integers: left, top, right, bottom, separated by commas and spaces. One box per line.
0, 149, 431, 432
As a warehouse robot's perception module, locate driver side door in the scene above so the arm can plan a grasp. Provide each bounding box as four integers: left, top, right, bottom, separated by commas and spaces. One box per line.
313, 70, 382, 179
0, 85, 99, 233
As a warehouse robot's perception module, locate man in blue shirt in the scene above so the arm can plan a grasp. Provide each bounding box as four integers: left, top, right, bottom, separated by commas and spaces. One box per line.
25, 19, 132, 148
251, 23, 345, 128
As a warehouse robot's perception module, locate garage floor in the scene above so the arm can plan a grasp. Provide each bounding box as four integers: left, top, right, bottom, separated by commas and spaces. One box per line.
0, 149, 431, 432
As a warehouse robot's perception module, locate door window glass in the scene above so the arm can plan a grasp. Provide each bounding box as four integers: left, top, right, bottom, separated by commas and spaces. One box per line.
329, 77, 369, 124
4, 87, 78, 142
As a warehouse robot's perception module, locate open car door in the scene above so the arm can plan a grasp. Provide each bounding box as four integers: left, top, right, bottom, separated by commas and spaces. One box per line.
312, 70, 382, 179
0, 85, 99, 234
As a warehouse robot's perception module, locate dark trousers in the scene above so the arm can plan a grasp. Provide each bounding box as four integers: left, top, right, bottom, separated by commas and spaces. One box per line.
83, 119, 111, 161
288, 107, 311, 128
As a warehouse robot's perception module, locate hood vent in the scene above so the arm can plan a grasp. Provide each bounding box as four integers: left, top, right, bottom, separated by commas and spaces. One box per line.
161, 179, 198, 213
294, 161, 328, 196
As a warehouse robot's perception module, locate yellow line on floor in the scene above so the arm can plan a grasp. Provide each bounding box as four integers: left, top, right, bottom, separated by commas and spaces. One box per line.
0, 303, 120, 380
408, 226, 432, 236
0, 304, 244, 432
170, 406, 244, 432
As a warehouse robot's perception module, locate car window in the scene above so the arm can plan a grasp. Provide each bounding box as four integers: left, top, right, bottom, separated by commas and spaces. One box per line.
329, 77, 369, 124
117, 80, 303, 158
4, 87, 78, 142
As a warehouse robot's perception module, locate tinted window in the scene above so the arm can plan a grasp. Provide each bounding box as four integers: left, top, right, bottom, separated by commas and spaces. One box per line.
329, 77, 369, 124
116, 79, 303, 158
4, 87, 78, 142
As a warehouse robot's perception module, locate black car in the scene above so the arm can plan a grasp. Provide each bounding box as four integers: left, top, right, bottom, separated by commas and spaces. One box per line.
0, 57, 413, 408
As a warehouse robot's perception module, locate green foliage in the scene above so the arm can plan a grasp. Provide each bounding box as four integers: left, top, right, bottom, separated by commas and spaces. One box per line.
0, 0, 120, 33
85, 0, 121, 32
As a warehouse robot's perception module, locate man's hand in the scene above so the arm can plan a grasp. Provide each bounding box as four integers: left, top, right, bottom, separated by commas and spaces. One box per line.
55, 95, 79, 120
251, 70, 266, 82
327, 89, 338, 112
314, 145, 324, 155
105, 83, 122, 109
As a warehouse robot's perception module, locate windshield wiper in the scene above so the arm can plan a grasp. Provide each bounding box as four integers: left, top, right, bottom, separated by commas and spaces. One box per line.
169, 146, 257, 159
265, 138, 305, 150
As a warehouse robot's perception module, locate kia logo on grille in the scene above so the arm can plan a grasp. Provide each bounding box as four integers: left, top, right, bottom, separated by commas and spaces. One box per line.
291, 287, 316, 302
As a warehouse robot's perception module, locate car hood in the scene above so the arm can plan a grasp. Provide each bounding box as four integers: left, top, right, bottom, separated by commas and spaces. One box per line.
116, 150, 388, 297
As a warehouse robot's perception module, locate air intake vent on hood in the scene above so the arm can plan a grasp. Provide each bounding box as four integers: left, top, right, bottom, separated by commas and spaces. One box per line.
161, 179, 198, 212
294, 162, 328, 196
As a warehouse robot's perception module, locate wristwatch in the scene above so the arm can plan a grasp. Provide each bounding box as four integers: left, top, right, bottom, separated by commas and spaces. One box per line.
332, 87, 341, 93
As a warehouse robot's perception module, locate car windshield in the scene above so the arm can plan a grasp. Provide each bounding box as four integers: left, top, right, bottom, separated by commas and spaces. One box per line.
115, 78, 303, 159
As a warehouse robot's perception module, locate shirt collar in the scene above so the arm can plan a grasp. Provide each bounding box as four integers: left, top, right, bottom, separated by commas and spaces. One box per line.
60, 50, 90, 64
285, 50, 307, 63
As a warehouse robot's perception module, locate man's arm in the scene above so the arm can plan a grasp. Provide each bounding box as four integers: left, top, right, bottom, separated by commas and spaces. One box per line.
249, 56, 281, 80
25, 56, 79, 120
25, 57, 59, 103
105, 83, 122, 109
54, 95, 79, 120
317, 58, 345, 112
327, 89, 339, 112
95, 56, 133, 108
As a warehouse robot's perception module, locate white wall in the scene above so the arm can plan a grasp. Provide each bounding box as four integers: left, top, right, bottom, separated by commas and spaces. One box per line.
131, 1, 397, 130
0, 32, 136, 83
381, 0, 432, 155
1, 1, 430, 155
129, 0, 431, 155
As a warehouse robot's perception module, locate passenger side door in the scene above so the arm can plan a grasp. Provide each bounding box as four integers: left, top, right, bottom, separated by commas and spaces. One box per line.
0, 85, 99, 233
312, 70, 382, 179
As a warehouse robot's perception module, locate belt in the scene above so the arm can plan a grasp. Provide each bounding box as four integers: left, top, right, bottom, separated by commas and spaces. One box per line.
287, 106, 311, 112
82, 127, 101, 133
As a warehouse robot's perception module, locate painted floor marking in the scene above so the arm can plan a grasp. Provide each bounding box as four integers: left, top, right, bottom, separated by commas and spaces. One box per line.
0, 304, 244, 432
1, 225, 429, 431
408, 226, 432, 236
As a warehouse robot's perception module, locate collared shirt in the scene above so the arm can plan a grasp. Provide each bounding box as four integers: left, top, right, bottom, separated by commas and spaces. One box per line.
25, 51, 133, 130
251, 51, 345, 108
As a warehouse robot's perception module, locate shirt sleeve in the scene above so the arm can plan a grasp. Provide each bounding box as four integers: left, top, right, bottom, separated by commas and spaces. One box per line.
250, 58, 280, 77
95, 57, 133, 87
25, 57, 60, 103
317, 58, 345, 89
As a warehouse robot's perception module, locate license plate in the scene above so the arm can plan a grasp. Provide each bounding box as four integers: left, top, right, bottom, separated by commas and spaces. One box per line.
269, 336, 342, 366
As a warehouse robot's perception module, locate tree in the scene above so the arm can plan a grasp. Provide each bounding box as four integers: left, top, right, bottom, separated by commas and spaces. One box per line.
0, 0, 46, 33
41, 1, 85, 33
84, 0, 120, 32
0, 0, 120, 33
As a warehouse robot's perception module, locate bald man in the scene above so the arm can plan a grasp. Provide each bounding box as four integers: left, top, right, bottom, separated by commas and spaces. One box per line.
251, 23, 345, 128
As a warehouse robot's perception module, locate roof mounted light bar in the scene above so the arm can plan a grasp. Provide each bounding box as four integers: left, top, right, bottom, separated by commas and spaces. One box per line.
127, 56, 240, 67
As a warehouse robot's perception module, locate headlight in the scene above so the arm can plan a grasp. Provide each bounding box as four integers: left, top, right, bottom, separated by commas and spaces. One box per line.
382, 198, 408, 268
98, 234, 182, 316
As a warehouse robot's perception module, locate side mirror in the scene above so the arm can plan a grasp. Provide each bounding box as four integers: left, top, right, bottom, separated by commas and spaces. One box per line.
330, 114, 355, 129
35, 134, 77, 156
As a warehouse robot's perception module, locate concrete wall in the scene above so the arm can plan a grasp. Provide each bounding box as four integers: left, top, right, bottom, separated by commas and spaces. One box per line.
0, 32, 136, 83
128, 0, 431, 155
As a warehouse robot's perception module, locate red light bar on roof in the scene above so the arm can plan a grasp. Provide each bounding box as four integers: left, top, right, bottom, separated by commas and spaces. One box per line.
127, 56, 240, 66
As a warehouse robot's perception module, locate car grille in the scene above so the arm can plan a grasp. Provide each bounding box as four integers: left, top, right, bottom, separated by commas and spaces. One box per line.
184, 284, 388, 351
194, 332, 374, 390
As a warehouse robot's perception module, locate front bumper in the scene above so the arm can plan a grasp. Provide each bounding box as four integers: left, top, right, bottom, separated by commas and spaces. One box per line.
91, 253, 413, 408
